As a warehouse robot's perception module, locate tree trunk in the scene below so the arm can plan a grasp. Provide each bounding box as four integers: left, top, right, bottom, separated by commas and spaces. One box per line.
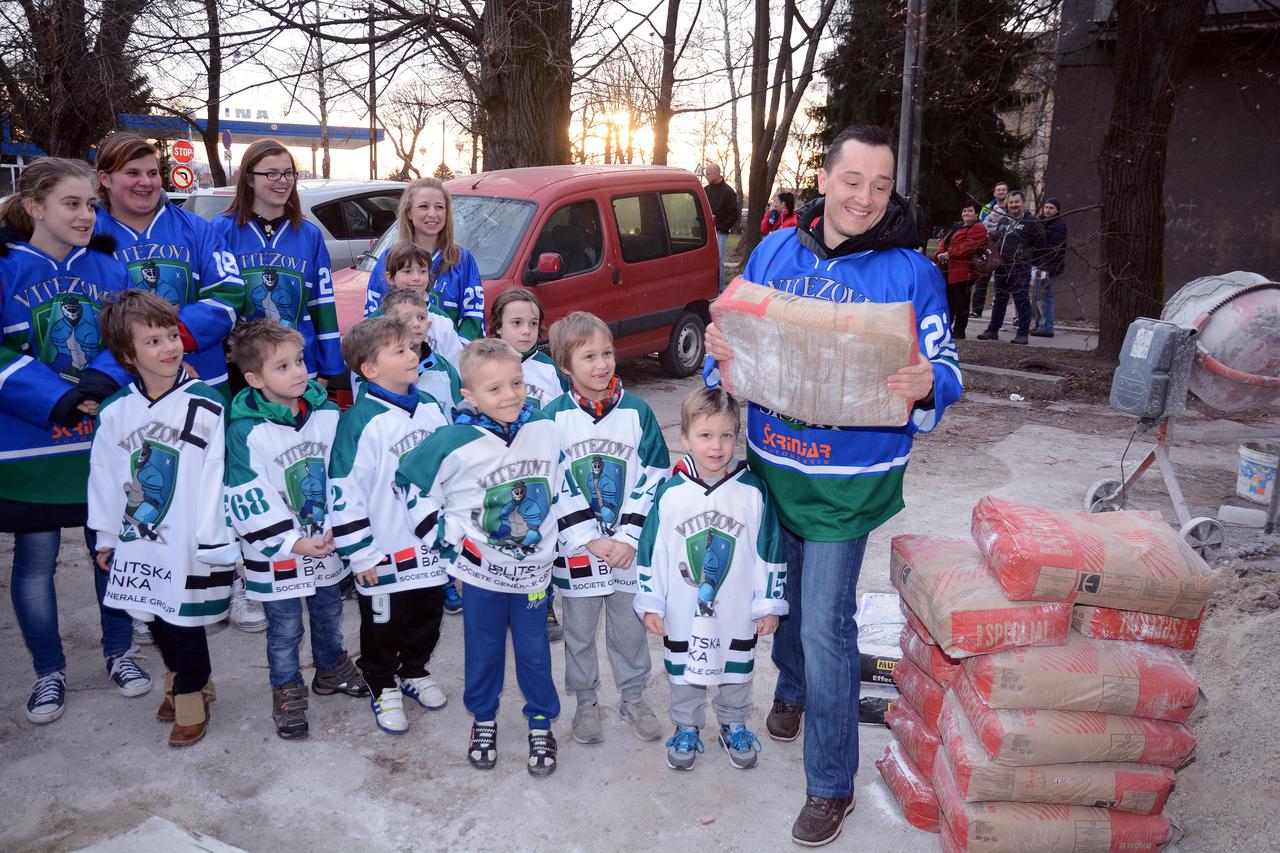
651, 0, 681, 166
745, 0, 772, 262
203, 0, 227, 186
720, 0, 743, 197
1097, 0, 1203, 359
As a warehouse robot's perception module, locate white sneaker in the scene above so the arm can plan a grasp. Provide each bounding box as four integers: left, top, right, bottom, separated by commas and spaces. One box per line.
131, 619, 153, 645
400, 674, 447, 710
371, 688, 409, 734
229, 576, 268, 633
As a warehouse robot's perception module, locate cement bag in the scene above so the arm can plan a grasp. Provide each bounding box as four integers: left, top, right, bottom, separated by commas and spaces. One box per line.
891, 535, 1072, 658
900, 622, 962, 687
962, 630, 1199, 722
859, 620, 903, 685
933, 748, 1174, 853
938, 691, 1176, 815
876, 739, 941, 833
971, 496, 1217, 618
886, 694, 942, 776
951, 672, 1196, 768
710, 276, 917, 427
1073, 605, 1204, 652
858, 682, 899, 726
892, 656, 946, 734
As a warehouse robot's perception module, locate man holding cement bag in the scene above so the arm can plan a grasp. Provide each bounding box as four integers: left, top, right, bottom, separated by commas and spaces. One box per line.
704, 124, 962, 847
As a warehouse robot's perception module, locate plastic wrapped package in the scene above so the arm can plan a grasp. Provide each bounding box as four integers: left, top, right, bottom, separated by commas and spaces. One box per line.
876, 739, 940, 832
886, 695, 942, 776
892, 656, 946, 734
1072, 605, 1204, 651
710, 276, 918, 426
900, 622, 962, 687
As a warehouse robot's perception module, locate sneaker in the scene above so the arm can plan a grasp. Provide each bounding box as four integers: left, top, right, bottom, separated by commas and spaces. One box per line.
619, 699, 663, 741
766, 698, 803, 742
370, 688, 409, 734
665, 725, 704, 771
272, 683, 310, 740
311, 652, 370, 697
106, 648, 152, 697
546, 605, 564, 642
131, 619, 154, 645
976, 330, 998, 341
970, 310, 983, 318
527, 729, 558, 777
468, 720, 497, 769
26, 671, 66, 724
572, 702, 604, 744
1011, 334, 1029, 345
953, 331, 966, 340
718, 722, 762, 769
1030, 330, 1054, 338
229, 576, 268, 633
443, 583, 463, 614
791, 794, 857, 847
400, 674, 447, 710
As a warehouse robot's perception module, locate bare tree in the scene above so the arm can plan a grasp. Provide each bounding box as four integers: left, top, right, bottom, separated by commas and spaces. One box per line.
383, 82, 437, 179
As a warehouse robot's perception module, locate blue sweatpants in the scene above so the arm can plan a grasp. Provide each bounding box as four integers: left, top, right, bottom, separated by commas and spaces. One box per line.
462, 582, 560, 728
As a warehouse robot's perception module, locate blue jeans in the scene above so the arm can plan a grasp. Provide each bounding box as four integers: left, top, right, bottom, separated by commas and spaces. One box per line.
10, 527, 132, 676
716, 232, 729, 291
262, 583, 345, 688
771, 530, 868, 799
1033, 271, 1055, 333
985, 264, 1032, 337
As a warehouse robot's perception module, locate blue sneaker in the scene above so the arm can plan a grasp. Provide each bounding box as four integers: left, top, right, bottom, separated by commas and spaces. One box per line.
665, 725, 704, 771
26, 671, 66, 724
443, 583, 463, 614
106, 648, 152, 697
718, 722, 762, 769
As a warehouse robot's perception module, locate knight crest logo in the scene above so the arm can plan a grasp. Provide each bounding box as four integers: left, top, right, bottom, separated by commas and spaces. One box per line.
282, 457, 327, 535
121, 440, 179, 543
131, 259, 191, 305
679, 528, 736, 617
471, 478, 551, 559
247, 266, 303, 328
570, 454, 625, 534
32, 295, 102, 380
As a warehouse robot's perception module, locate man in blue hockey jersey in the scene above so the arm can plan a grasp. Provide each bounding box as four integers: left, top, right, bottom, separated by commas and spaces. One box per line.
705, 124, 962, 846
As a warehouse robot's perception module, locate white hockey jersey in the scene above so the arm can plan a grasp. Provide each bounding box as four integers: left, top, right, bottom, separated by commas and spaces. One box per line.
328, 384, 450, 595
416, 352, 463, 415
395, 403, 599, 594
88, 373, 239, 626
521, 350, 567, 410
225, 382, 347, 601
543, 388, 670, 597
635, 457, 788, 685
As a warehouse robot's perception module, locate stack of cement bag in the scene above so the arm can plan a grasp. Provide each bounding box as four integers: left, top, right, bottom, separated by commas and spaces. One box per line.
876, 496, 1217, 852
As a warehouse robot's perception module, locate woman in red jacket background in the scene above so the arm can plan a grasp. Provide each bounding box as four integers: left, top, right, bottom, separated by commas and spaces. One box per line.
760, 191, 797, 234
935, 200, 988, 339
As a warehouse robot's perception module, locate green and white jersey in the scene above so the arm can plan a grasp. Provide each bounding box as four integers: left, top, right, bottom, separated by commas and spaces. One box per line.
416, 351, 463, 416
521, 349, 568, 410
88, 373, 239, 626
395, 405, 598, 594
543, 388, 670, 597
224, 382, 347, 602
328, 386, 450, 595
635, 456, 788, 685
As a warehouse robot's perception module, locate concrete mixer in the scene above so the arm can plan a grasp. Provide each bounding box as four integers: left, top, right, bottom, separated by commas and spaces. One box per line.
1085, 271, 1280, 561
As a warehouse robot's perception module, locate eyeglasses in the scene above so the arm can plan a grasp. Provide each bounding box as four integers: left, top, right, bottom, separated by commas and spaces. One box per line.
250, 170, 298, 182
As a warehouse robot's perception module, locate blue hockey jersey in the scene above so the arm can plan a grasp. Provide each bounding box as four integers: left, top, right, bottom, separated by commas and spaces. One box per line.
364, 245, 484, 341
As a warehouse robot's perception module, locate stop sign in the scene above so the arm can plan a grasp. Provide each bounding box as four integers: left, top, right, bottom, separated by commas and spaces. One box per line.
172, 140, 195, 164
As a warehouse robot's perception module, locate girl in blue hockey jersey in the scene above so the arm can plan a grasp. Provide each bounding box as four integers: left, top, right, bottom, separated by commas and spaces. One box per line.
213, 139, 343, 383
363, 177, 483, 341
0, 157, 151, 726
87, 132, 245, 395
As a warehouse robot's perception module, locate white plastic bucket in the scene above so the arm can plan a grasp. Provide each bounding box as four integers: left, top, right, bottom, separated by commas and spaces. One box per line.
1237, 442, 1279, 504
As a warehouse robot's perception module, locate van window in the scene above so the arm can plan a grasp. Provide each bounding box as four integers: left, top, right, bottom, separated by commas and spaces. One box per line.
661, 191, 707, 254
612, 193, 671, 264
527, 201, 603, 277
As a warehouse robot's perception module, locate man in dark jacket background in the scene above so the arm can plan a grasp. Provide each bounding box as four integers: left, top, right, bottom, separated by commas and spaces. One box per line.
977, 190, 1044, 345
1032, 197, 1067, 337
703, 163, 739, 290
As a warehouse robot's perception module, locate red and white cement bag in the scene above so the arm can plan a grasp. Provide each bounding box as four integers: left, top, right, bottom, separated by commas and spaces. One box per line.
900, 622, 962, 687
891, 535, 1072, 658
951, 672, 1197, 768
962, 629, 1199, 722
710, 276, 918, 426
971, 496, 1217, 617
1073, 604, 1204, 651
886, 694, 942, 776
933, 747, 1175, 853
876, 739, 940, 833
937, 691, 1176, 814
892, 656, 946, 734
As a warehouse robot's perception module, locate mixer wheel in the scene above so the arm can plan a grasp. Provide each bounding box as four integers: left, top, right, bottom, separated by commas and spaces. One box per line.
1179, 517, 1225, 562
1085, 479, 1125, 513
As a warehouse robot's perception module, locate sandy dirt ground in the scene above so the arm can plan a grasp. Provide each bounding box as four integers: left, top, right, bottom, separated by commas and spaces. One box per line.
1, 354, 1277, 852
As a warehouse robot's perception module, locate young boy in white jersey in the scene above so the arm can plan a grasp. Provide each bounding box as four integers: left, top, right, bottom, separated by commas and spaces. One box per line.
225, 321, 368, 741
379, 242, 463, 366
328, 317, 451, 734
381, 288, 463, 412
89, 290, 240, 748
542, 312, 670, 744
635, 388, 788, 771
395, 338, 607, 777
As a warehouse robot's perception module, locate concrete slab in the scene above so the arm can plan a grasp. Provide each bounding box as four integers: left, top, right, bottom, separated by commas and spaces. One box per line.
960, 363, 1066, 399
73, 817, 247, 853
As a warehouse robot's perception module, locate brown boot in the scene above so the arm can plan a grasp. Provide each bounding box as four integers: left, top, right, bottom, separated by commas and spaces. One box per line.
156, 672, 176, 722
169, 690, 209, 748
766, 698, 804, 742
790, 794, 856, 847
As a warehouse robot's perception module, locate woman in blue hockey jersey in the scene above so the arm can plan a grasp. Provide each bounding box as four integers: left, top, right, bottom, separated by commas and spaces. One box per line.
0, 157, 151, 726
213, 139, 344, 383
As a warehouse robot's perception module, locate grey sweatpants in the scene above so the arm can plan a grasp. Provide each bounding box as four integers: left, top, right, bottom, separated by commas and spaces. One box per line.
562, 591, 651, 704
670, 680, 753, 728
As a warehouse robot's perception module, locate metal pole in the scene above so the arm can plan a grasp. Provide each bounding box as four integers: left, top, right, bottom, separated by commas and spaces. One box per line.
368, 3, 377, 180
895, 0, 922, 199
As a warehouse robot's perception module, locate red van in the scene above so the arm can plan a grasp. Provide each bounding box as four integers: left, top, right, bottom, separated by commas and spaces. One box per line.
332, 165, 721, 376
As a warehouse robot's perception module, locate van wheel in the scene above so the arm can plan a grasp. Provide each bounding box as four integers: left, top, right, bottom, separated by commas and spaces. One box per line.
659, 312, 705, 378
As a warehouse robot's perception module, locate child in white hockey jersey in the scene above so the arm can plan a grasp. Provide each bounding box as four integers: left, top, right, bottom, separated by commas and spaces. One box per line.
543, 312, 669, 745
328, 317, 451, 734
225, 321, 368, 741
395, 339, 608, 777
89, 291, 240, 748
635, 388, 788, 771
380, 288, 463, 414
376, 241, 464, 367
